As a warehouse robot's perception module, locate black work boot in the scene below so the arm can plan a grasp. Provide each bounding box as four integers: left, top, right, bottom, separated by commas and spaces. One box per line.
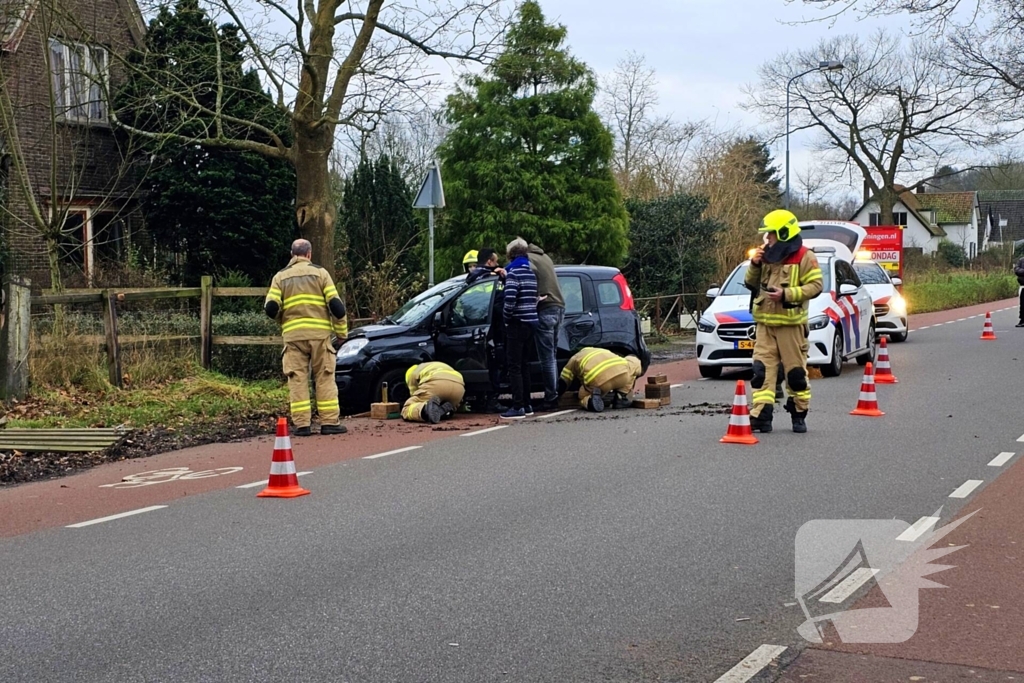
294, 426, 312, 437
612, 391, 632, 410
320, 423, 347, 435
586, 388, 604, 413
440, 402, 456, 420
422, 397, 444, 424
784, 398, 808, 434
749, 404, 773, 433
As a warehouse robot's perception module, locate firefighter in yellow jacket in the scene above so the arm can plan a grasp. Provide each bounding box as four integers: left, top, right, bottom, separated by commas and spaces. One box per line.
558, 347, 643, 412
401, 362, 465, 424
744, 210, 823, 434
265, 239, 349, 436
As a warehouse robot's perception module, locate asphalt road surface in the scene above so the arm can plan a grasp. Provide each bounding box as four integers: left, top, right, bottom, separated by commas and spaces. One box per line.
1, 303, 1020, 682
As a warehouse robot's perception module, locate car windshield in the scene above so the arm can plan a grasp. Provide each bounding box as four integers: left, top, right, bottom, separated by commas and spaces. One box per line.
389, 279, 464, 326
720, 261, 833, 296
853, 261, 891, 285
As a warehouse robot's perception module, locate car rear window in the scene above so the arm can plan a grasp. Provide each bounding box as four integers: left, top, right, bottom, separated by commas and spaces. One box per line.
559, 276, 584, 314
597, 281, 622, 307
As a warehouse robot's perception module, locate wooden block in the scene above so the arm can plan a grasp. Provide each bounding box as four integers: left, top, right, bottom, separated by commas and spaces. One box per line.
370, 402, 400, 419
558, 392, 579, 409
659, 395, 671, 406
647, 374, 668, 385
632, 398, 660, 409
645, 383, 671, 399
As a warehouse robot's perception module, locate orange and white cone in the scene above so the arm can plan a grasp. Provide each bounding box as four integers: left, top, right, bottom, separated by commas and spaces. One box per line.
720, 380, 759, 445
257, 417, 311, 498
980, 311, 997, 340
874, 336, 898, 384
850, 362, 885, 417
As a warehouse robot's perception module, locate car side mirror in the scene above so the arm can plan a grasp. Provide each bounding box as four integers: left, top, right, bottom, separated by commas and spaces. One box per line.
433, 311, 444, 328
890, 277, 903, 286
706, 287, 720, 298
839, 283, 859, 296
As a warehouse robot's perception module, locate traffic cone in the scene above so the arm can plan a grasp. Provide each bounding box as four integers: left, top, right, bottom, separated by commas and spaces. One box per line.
257, 418, 311, 498
980, 312, 997, 340
850, 362, 885, 417
720, 380, 759, 445
874, 336, 898, 384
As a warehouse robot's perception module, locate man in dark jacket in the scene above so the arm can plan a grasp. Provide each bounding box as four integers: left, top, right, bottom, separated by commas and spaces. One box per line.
501, 238, 539, 419
1014, 255, 1024, 327
527, 243, 565, 411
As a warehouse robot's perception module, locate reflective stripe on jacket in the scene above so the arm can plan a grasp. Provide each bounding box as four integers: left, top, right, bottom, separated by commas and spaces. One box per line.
560, 347, 629, 388
266, 257, 348, 342
744, 249, 823, 326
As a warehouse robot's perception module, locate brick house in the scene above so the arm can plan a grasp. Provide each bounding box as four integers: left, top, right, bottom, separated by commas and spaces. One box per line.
0, 0, 146, 290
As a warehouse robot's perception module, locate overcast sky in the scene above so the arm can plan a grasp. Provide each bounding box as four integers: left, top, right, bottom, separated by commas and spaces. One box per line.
541, 0, 895, 199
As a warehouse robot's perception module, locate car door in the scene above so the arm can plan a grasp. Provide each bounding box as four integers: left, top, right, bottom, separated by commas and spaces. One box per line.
557, 273, 601, 353
433, 279, 495, 387
834, 260, 872, 354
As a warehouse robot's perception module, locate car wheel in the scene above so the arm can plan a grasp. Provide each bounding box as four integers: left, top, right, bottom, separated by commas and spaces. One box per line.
698, 365, 722, 379
374, 368, 411, 407
890, 331, 908, 343
857, 324, 876, 366
821, 329, 844, 377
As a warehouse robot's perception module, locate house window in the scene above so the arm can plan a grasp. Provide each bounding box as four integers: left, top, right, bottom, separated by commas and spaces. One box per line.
49, 39, 108, 122
55, 207, 126, 282
868, 212, 908, 227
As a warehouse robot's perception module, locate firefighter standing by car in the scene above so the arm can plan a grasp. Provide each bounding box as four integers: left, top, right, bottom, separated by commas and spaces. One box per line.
558, 347, 643, 412
401, 362, 465, 424
745, 210, 823, 433
265, 239, 349, 437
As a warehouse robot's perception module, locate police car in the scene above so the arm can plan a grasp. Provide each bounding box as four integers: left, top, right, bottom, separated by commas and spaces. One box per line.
852, 255, 908, 342
696, 221, 876, 378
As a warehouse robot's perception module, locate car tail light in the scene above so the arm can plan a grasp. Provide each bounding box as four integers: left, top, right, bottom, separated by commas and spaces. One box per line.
613, 273, 635, 310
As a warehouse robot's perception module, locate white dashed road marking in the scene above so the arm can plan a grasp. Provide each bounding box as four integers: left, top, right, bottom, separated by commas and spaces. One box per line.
988, 452, 1015, 467
537, 409, 576, 419
1016, 433, 1024, 443
713, 645, 788, 683
237, 471, 312, 488
949, 480, 984, 499
670, 383, 684, 389
896, 516, 940, 542
363, 446, 421, 460
818, 567, 880, 603
460, 425, 509, 437
67, 505, 167, 528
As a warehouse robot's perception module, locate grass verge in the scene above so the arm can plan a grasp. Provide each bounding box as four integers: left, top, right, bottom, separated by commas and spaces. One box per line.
904, 271, 1018, 315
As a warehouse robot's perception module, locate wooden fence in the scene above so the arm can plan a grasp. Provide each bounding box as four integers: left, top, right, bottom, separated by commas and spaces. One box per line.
0, 275, 371, 399
634, 293, 708, 333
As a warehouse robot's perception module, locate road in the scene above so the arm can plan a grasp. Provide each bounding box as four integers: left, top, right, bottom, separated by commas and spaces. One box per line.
0, 300, 1021, 682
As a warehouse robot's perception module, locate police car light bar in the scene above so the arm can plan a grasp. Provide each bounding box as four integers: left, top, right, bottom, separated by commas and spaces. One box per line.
810, 246, 837, 254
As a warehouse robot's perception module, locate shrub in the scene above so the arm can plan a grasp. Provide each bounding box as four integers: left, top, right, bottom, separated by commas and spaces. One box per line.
903, 272, 1018, 314
210, 311, 282, 380
936, 240, 967, 269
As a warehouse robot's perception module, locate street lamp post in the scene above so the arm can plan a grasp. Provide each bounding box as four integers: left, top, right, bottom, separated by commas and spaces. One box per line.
785, 60, 844, 210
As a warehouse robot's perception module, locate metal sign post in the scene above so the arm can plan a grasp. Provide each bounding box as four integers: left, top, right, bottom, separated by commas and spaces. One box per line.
413, 160, 446, 287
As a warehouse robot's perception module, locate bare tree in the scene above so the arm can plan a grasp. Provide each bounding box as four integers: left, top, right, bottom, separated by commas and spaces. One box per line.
106, 0, 509, 276
600, 51, 702, 199
744, 30, 1000, 224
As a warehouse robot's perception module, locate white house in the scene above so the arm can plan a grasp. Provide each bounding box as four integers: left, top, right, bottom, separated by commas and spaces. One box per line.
850, 188, 981, 257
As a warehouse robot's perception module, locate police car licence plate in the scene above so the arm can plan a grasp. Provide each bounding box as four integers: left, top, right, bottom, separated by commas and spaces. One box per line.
738, 340, 754, 350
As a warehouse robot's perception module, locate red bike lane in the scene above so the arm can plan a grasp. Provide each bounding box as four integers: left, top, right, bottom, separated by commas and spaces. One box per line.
1, 298, 1014, 539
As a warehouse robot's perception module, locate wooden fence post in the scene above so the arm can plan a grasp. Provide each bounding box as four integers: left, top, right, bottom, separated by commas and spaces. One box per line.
1, 276, 31, 401
200, 275, 213, 369
102, 290, 122, 388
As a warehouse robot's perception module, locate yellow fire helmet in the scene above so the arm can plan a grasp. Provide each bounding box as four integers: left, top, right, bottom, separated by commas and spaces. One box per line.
462, 250, 479, 266
759, 209, 801, 242
406, 365, 418, 387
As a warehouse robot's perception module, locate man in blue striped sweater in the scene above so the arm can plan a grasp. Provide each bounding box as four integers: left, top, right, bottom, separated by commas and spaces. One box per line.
500, 238, 539, 419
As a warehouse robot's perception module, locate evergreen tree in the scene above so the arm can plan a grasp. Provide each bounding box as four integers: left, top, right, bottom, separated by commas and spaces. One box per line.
116, 0, 296, 285
437, 1, 628, 269
728, 137, 782, 204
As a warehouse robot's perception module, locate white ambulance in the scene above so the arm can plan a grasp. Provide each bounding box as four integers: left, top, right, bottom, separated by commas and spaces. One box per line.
696, 221, 876, 378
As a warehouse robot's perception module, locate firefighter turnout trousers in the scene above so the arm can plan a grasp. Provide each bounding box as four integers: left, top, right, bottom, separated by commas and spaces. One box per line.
749, 324, 811, 418
576, 370, 635, 409
283, 338, 340, 428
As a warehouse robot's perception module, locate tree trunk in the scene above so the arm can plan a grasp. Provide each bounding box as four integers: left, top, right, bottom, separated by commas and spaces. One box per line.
293, 124, 336, 276
876, 187, 897, 226
44, 234, 66, 335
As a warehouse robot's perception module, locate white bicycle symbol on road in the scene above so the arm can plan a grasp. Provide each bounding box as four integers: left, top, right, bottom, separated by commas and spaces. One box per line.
100, 467, 244, 489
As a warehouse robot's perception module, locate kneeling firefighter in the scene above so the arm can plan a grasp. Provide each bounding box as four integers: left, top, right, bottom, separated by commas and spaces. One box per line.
558, 348, 643, 412
745, 210, 823, 433
401, 362, 466, 424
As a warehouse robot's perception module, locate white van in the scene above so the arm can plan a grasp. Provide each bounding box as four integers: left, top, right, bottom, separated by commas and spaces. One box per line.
696, 221, 876, 378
